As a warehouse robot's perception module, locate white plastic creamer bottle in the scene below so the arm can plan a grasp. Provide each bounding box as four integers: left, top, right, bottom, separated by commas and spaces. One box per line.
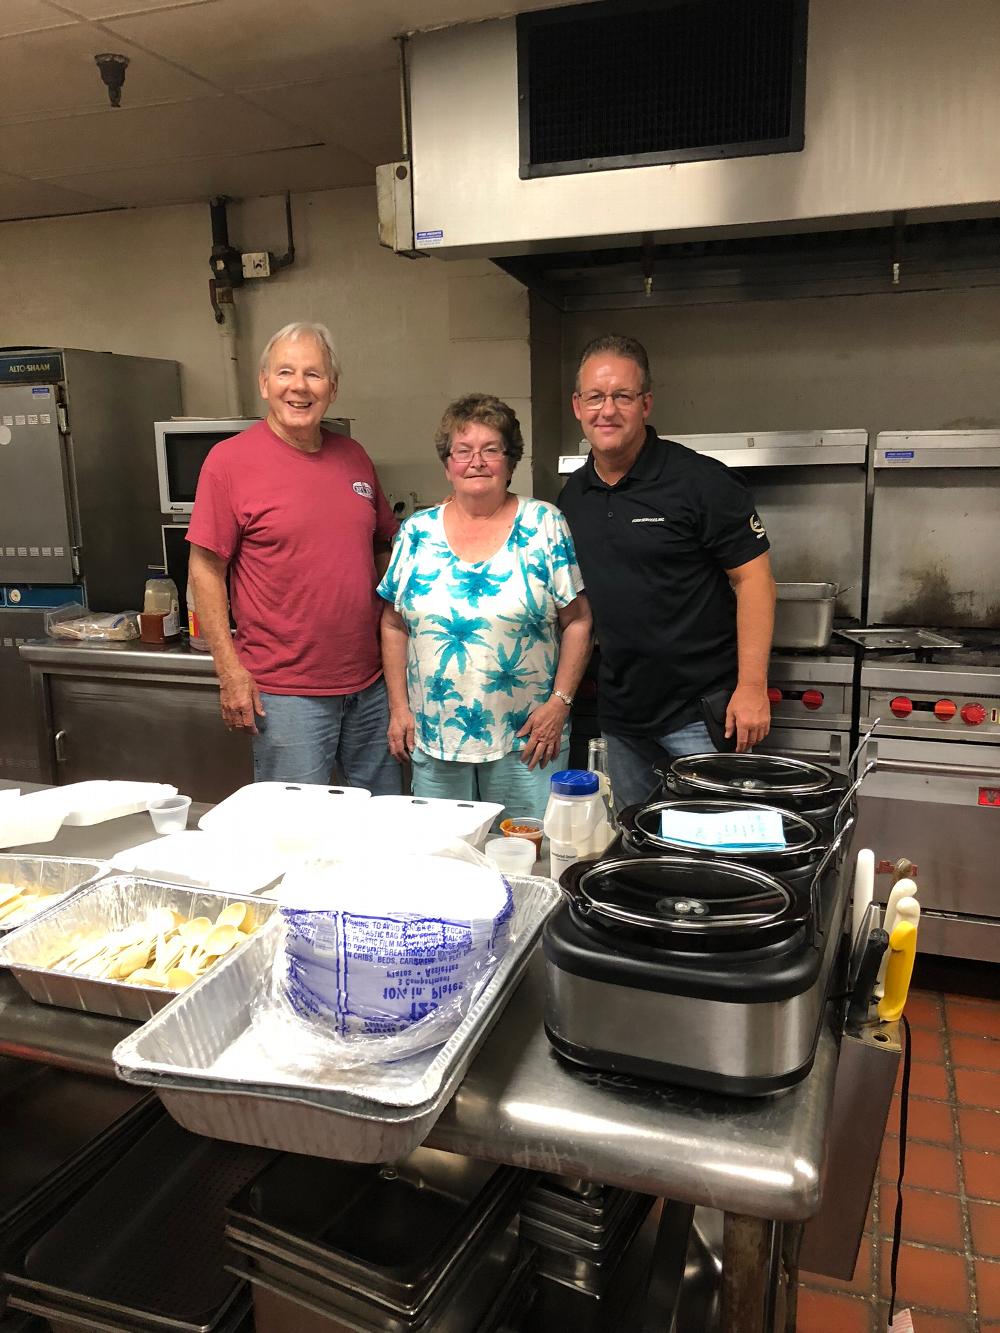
544, 769, 612, 882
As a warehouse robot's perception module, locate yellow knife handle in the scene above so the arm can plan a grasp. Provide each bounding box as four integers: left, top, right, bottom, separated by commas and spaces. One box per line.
877, 920, 917, 1022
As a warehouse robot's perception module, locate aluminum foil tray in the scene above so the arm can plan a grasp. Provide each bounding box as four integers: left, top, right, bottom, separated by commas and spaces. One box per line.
0, 876, 276, 1021
113, 876, 561, 1162
0, 854, 108, 936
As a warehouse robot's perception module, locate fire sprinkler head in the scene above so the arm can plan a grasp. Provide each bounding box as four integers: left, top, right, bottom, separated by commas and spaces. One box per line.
95, 53, 129, 107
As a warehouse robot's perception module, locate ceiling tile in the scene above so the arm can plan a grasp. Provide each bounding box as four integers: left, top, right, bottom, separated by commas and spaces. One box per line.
0, 1, 77, 39
241, 70, 402, 166
56, 0, 217, 17
0, 172, 111, 219
0, 24, 215, 120
40, 143, 373, 209
1, 96, 307, 177
101, 0, 397, 87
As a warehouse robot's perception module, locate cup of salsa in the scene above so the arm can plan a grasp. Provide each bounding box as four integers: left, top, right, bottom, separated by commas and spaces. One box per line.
499, 816, 543, 855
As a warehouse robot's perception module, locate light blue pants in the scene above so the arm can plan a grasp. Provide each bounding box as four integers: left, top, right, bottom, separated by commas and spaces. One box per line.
252, 677, 400, 795
604, 721, 717, 811
409, 742, 571, 823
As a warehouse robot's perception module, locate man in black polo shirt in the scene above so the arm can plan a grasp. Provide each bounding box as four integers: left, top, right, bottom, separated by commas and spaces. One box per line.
558, 334, 776, 809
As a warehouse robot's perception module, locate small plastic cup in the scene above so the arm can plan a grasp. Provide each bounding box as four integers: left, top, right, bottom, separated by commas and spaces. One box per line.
148, 794, 192, 835
500, 816, 544, 855
484, 835, 536, 877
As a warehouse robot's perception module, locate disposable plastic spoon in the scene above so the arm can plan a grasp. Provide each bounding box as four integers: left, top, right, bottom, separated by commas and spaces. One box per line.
192, 923, 242, 966
214, 902, 248, 931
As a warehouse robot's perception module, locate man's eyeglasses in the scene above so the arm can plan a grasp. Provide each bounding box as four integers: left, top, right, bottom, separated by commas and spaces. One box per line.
576, 389, 647, 411
448, 445, 508, 463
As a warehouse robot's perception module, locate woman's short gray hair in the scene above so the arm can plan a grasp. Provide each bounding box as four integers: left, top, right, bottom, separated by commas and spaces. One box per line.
434, 394, 525, 468
259, 322, 341, 382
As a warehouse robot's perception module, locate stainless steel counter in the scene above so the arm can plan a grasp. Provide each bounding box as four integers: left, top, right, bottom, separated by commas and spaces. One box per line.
428, 952, 836, 1223
0, 783, 848, 1329
0, 787, 836, 1221
18, 641, 253, 800
19, 638, 220, 676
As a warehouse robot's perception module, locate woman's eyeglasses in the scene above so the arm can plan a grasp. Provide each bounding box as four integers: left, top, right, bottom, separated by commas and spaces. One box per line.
448, 445, 508, 463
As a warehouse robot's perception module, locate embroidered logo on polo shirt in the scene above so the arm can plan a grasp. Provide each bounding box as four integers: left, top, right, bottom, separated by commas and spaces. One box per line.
750, 513, 766, 539
631, 516, 664, 523
352, 481, 375, 501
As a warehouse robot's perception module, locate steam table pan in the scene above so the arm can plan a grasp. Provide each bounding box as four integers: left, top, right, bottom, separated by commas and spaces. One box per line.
225, 1171, 526, 1323
0, 1058, 157, 1260
114, 876, 561, 1162
4, 1116, 272, 1333
234, 1214, 521, 1333
225, 1146, 525, 1311
0, 876, 275, 1021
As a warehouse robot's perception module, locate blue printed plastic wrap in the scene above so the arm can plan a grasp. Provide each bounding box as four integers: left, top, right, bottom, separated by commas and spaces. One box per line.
259, 843, 515, 1064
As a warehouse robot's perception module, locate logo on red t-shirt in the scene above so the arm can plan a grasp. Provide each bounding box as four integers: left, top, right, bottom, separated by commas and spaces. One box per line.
353, 481, 375, 501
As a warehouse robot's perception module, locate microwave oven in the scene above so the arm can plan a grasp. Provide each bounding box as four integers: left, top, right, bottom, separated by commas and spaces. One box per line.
154, 416, 352, 516
154, 418, 260, 517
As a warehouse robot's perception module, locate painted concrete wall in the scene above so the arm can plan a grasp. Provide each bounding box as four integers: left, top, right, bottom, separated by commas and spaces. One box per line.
0, 185, 531, 507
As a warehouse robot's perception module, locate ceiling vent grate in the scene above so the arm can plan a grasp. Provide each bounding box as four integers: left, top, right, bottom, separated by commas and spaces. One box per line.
517, 0, 808, 179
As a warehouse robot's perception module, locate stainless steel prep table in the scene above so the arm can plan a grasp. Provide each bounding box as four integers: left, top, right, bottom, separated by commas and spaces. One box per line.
18, 639, 253, 802
0, 781, 843, 1332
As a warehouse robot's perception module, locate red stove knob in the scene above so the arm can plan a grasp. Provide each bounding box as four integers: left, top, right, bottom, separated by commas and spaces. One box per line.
801, 689, 824, 711
934, 698, 957, 720
961, 702, 987, 726
767, 687, 783, 703
890, 696, 913, 718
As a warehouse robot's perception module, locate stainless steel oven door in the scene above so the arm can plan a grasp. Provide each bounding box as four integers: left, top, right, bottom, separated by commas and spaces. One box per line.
855, 737, 1000, 962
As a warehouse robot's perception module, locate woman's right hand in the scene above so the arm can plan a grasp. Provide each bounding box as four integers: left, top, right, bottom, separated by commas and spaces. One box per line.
387, 707, 416, 762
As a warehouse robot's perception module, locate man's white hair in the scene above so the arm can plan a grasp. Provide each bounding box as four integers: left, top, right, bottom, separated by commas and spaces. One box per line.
259, 322, 341, 382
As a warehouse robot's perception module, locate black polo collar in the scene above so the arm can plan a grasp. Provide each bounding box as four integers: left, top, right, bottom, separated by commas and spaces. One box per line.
580, 425, 668, 492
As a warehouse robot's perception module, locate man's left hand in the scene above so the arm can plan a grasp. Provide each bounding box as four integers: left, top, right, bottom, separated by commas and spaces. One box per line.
517, 697, 569, 771
725, 684, 771, 753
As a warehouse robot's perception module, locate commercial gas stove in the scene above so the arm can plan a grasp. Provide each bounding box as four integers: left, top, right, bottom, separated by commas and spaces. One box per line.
762, 630, 1000, 962
758, 648, 856, 773
853, 633, 1000, 962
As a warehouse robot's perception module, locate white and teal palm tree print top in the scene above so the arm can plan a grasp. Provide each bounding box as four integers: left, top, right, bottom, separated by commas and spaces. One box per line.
377, 497, 584, 763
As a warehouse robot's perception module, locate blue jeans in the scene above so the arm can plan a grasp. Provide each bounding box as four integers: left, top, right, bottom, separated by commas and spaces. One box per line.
409, 742, 571, 823
604, 721, 717, 811
252, 677, 400, 795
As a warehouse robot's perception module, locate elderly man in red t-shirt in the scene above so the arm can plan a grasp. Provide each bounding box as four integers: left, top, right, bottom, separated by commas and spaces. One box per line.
187, 321, 400, 793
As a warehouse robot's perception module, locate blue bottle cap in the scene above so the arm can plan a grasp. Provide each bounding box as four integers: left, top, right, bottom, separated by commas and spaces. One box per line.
550, 769, 599, 796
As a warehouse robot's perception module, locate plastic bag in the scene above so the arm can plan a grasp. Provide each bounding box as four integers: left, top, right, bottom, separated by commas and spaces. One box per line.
250, 839, 514, 1068
49, 611, 139, 641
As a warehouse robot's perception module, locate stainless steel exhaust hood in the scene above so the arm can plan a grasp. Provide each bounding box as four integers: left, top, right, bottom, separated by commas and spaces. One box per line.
381, 0, 1000, 259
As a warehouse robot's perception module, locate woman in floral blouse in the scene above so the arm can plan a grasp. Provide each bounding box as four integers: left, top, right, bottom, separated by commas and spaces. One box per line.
378, 394, 593, 819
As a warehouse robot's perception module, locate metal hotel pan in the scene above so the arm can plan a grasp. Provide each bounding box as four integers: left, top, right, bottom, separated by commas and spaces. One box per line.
224, 1147, 525, 1312
227, 1180, 524, 1330
0, 876, 275, 1021
0, 855, 108, 936
114, 877, 561, 1162
235, 1215, 521, 1333
5, 1116, 271, 1333
0, 1062, 157, 1258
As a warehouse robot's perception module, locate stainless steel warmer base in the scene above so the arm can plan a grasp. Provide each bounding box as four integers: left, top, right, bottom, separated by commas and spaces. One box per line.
543, 967, 824, 1097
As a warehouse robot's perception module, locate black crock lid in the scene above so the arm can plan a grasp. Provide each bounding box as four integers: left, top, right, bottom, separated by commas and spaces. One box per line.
572, 855, 799, 941
628, 799, 823, 856
669, 752, 834, 797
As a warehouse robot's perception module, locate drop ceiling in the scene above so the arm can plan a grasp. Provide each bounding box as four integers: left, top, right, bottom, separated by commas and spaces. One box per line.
0, 0, 566, 222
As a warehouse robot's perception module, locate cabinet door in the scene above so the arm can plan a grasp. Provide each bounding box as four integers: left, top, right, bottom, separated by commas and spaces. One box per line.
49, 675, 252, 803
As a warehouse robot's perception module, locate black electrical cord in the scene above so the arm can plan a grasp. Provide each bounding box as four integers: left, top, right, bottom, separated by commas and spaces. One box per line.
887, 1013, 912, 1327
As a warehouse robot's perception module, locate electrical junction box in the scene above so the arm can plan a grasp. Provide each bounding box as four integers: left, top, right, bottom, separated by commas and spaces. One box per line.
241, 251, 271, 279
